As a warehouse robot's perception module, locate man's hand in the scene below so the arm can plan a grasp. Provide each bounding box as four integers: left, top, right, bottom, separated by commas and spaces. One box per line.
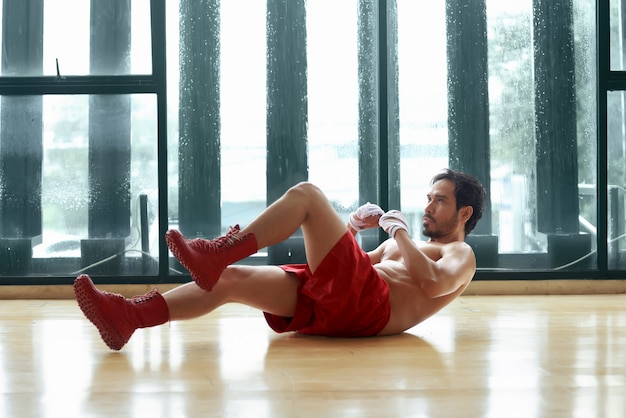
349, 202, 384, 232
379, 210, 409, 238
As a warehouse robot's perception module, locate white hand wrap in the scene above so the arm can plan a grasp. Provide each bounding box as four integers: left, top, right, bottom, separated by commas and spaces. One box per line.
379, 210, 409, 237
348, 202, 384, 231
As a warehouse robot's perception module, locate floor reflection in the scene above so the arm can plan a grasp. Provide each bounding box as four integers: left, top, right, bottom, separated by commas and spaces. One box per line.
0, 297, 625, 418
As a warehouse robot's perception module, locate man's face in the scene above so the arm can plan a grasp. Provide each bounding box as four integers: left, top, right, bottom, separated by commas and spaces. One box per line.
422, 179, 462, 239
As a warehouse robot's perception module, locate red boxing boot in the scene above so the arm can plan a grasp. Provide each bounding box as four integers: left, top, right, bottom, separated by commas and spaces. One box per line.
165, 226, 257, 292
187, 224, 241, 252
73, 274, 170, 351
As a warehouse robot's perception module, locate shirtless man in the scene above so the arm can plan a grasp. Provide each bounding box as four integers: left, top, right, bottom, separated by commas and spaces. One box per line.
74, 168, 486, 350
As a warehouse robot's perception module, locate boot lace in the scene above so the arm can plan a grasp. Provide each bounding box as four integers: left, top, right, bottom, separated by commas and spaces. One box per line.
131, 288, 159, 305
188, 224, 245, 252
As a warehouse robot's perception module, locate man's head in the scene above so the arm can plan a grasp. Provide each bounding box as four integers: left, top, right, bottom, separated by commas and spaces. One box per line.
423, 169, 487, 238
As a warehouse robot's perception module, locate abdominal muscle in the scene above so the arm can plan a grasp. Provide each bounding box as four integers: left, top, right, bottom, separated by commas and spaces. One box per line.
373, 241, 468, 335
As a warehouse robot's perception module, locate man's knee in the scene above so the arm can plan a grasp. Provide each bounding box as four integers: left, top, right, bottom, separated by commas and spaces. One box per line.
288, 182, 324, 201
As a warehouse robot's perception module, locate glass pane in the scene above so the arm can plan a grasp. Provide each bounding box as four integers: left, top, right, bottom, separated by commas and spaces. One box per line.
607, 91, 626, 269
0, 94, 158, 277
221, 0, 267, 225
610, 0, 625, 71
307, 0, 359, 211
490, 0, 596, 270
397, 1, 448, 236
0, 0, 152, 76
487, 1, 535, 255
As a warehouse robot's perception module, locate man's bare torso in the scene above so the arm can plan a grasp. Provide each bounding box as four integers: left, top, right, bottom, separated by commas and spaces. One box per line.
374, 239, 473, 335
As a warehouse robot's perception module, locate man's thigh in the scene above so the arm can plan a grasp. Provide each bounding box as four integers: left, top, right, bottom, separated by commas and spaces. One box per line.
224, 265, 300, 317
300, 188, 349, 272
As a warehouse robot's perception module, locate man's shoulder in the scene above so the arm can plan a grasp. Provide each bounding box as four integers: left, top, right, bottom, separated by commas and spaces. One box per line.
444, 240, 475, 255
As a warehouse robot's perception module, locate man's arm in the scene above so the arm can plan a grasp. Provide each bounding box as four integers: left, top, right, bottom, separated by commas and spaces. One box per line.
393, 230, 476, 298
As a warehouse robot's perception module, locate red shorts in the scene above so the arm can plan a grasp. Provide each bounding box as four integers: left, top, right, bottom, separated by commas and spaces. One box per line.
263, 232, 391, 337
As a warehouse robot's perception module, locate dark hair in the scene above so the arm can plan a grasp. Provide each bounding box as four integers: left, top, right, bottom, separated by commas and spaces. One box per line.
430, 169, 487, 236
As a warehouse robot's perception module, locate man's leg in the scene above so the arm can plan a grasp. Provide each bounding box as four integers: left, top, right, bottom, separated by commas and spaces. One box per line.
74, 265, 298, 350
167, 182, 348, 290
239, 182, 348, 272
164, 265, 299, 319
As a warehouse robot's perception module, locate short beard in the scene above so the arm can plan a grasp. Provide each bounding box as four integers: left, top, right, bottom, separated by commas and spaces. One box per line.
422, 211, 459, 238
422, 225, 441, 239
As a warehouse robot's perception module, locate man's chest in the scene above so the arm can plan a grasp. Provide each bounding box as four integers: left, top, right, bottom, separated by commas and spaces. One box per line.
381, 239, 443, 262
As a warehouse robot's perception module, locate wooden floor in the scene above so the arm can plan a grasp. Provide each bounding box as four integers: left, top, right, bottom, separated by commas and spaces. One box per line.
1, 295, 624, 418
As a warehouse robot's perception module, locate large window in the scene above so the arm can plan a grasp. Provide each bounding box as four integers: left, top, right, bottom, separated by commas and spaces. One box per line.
0, 1, 162, 281
396, 0, 600, 272
0, 0, 622, 284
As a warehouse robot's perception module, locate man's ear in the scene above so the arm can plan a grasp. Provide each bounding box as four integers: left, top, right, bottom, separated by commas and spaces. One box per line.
460, 206, 473, 223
